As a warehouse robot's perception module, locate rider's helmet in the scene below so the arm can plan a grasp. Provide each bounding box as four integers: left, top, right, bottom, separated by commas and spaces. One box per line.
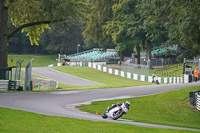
125, 101, 130, 107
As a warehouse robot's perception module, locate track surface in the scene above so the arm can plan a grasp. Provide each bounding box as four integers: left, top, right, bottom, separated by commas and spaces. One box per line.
32, 67, 103, 86
0, 82, 200, 131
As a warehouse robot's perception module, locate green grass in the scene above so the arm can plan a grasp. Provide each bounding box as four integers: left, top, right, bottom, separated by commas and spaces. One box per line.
8, 55, 57, 67
149, 64, 199, 77
53, 66, 153, 90
0, 108, 198, 133
77, 86, 200, 129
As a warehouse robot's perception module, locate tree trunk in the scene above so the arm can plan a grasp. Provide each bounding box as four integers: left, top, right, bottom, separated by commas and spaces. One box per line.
146, 40, 151, 61
0, 0, 8, 67
136, 44, 140, 64
119, 51, 123, 64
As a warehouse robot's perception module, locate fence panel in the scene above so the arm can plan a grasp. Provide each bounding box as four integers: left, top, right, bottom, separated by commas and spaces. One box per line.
196, 93, 200, 111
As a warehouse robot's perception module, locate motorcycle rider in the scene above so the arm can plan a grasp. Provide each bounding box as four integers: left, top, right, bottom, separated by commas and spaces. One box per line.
106, 101, 130, 113
152, 74, 159, 84
152, 74, 156, 82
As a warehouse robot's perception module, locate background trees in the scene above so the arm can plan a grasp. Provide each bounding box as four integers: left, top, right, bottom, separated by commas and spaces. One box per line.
0, 0, 87, 67
103, 0, 144, 63
1, 0, 200, 67
40, 20, 83, 54
82, 0, 115, 49
166, 0, 200, 57
83, 0, 200, 64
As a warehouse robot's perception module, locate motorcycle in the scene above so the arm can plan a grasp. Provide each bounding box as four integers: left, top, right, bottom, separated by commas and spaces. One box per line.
152, 74, 159, 85
102, 101, 130, 120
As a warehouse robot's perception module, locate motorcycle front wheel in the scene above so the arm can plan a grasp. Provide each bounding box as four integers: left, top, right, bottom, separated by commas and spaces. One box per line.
102, 112, 108, 119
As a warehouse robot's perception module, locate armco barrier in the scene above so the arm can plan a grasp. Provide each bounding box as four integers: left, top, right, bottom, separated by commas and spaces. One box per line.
0, 80, 21, 91
87, 62, 186, 84
0, 80, 9, 91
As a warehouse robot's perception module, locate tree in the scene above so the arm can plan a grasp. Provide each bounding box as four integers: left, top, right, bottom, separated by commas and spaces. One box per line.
0, 0, 8, 67
103, 0, 145, 63
139, 0, 200, 57
137, 0, 169, 61
40, 20, 84, 54
83, 0, 115, 49
8, 32, 31, 54
0, 0, 87, 67
166, 0, 200, 56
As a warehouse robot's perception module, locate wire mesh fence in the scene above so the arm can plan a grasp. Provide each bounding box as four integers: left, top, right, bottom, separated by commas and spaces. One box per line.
121, 62, 150, 76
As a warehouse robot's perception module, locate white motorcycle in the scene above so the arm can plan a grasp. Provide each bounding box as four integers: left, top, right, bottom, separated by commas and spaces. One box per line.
152, 74, 159, 85
102, 101, 130, 120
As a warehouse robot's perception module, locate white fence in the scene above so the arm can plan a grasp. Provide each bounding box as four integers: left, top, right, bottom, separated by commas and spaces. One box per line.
196, 93, 200, 111
50, 61, 190, 84
87, 62, 187, 84
32, 78, 58, 90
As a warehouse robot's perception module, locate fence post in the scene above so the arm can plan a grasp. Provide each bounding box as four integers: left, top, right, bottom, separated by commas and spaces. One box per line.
199, 58, 200, 72
24, 58, 34, 91
183, 58, 186, 74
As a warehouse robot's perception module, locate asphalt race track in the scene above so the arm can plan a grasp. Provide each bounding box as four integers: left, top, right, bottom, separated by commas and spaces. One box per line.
1, 82, 200, 131
32, 67, 104, 86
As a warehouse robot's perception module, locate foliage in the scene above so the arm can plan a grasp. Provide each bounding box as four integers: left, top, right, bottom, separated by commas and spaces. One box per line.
82, 0, 115, 49
166, 0, 200, 56
0, 0, 88, 67
6, 0, 87, 45
39, 20, 83, 54
83, 0, 200, 60
103, 0, 143, 51
176, 54, 184, 64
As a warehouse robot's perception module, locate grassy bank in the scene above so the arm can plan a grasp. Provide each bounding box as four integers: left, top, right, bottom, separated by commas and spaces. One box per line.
0, 108, 198, 133
54, 66, 153, 90
77, 86, 200, 129
8, 55, 57, 67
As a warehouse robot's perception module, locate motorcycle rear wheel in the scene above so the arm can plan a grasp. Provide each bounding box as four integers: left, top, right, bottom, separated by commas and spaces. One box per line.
112, 110, 123, 120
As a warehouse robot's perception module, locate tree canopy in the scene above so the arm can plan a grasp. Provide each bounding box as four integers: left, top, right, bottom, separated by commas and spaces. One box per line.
0, 0, 87, 67
82, 0, 115, 49
1, 0, 200, 67
83, 0, 200, 63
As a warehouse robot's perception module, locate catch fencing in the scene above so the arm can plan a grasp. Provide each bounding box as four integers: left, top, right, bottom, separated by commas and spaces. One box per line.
121, 62, 149, 76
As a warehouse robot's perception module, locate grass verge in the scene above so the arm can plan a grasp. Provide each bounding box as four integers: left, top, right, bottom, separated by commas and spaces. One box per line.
77, 86, 200, 129
53, 66, 153, 90
8, 55, 57, 67
0, 108, 198, 133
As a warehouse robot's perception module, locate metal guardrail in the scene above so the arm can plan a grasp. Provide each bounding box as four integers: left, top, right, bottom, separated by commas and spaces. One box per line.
196, 93, 200, 111
0, 80, 9, 91
0, 80, 21, 91
189, 90, 200, 111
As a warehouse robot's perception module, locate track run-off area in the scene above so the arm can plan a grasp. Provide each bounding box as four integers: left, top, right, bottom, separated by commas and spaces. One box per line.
0, 67, 200, 131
